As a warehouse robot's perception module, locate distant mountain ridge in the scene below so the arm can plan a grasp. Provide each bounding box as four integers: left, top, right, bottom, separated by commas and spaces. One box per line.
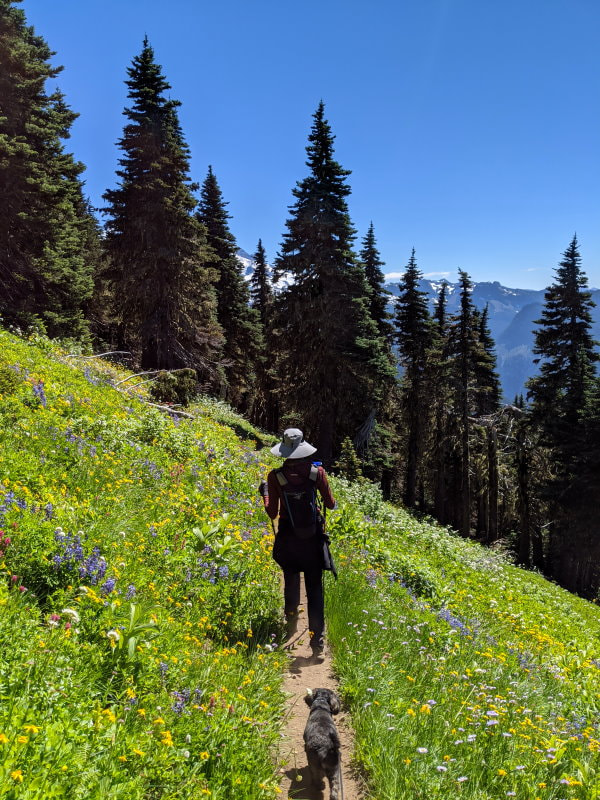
385, 278, 600, 401
238, 249, 599, 401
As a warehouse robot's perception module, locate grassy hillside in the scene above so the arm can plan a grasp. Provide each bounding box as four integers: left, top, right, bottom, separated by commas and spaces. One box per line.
0, 327, 599, 799
0, 329, 285, 799
326, 482, 600, 799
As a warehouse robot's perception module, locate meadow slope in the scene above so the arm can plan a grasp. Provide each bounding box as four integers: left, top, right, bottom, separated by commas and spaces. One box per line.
0, 328, 599, 799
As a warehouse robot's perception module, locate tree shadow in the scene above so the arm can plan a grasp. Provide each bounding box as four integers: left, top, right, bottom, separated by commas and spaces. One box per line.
285, 765, 324, 799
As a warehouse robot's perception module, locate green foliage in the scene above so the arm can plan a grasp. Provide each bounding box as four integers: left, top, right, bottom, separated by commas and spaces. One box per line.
334, 437, 363, 481
103, 38, 223, 379
325, 475, 600, 800
0, 365, 21, 396
0, 0, 98, 339
150, 368, 197, 406
197, 167, 261, 409
0, 327, 285, 799
273, 102, 394, 461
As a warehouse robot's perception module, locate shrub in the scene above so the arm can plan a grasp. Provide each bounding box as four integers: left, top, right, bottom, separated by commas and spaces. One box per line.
150, 369, 197, 406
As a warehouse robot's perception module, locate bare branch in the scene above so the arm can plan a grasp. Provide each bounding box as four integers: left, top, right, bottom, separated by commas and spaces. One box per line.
65, 351, 131, 359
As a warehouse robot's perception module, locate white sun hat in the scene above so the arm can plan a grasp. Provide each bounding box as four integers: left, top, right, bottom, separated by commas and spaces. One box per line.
270, 428, 317, 459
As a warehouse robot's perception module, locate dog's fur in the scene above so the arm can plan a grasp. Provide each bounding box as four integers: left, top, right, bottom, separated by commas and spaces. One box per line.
303, 688, 342, 799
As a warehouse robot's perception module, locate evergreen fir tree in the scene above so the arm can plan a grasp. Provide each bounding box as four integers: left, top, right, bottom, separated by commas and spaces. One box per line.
249, 239, 273, 328
103, 39, 223, 379
527, 235, 598, 463
394, 249, 433, 507
0, 0, 97, 338
446, 270, 482, 535
473, 304, 502, 414
248, 239, 277, 430
526, 236, 599, 593
197, 166, 261, 409
274, 102, 394, 463
359, 223, 393, 342
428, 280, 452, 521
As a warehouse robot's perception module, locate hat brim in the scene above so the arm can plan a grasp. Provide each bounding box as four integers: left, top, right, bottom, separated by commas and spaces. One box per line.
270, 441, 317, 459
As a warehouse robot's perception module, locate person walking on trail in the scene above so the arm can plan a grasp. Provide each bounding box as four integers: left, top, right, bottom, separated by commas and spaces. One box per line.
259, 428, 336, 655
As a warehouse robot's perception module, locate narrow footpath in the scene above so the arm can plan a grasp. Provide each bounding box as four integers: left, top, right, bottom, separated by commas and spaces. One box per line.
277, 584, 363, 800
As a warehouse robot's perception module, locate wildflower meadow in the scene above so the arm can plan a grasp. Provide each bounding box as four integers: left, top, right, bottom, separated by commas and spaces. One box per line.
0, 327, 599, 799
326, 480, 600, 799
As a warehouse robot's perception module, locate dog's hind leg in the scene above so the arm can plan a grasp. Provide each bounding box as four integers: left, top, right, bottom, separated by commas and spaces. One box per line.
328, 767, 341, 800
307, 751, 326, 790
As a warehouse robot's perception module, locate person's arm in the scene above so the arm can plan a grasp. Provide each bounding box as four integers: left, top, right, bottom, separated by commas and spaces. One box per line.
317, 468, 336, 510
263, 471, 281, 520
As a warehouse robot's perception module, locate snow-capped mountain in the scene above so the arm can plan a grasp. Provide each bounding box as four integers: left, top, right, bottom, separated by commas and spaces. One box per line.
385, 278, 600, 401
239, 251, 598, 402
237, 248, 293, 290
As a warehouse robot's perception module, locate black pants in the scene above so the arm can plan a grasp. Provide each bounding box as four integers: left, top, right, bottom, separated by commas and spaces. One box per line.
283, 568, 324, 640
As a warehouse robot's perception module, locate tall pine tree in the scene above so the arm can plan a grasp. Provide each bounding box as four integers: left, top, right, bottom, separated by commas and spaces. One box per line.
359, 223, 393, 343
248, 239, 277, 430
103, 39, 223, 379
274, 102, 394, 462
394, 249, 433, 507
248, 238, 273, 328
0, 0, 97, 338
527, 236, 599, 593
446, 270, 482, 535
528, 236, 598, 462
196, 166, 261, 410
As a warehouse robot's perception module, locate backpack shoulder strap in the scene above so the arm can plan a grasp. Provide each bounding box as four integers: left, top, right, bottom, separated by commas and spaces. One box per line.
275, 470, 288, 487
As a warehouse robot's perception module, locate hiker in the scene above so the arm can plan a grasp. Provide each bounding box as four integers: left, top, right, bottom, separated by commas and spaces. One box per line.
259, 428, 336, 654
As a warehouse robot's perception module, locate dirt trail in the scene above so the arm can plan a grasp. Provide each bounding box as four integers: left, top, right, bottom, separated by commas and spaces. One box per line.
277, 583, 363, 800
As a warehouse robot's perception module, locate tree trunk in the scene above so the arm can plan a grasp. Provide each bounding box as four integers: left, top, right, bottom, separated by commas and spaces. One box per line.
487, 425, 498, 542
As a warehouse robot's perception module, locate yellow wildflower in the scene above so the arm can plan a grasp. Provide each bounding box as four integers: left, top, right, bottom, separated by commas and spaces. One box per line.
11, 770, 23, 782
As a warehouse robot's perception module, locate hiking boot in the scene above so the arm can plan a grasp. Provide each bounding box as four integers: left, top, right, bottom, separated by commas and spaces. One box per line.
310, 636, 324, 655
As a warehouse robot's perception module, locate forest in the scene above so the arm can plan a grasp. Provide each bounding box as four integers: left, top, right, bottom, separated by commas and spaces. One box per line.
1, 0, 599, 599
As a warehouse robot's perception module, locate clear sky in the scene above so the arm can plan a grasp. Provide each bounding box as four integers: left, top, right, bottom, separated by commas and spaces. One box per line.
20, 0, 600, 289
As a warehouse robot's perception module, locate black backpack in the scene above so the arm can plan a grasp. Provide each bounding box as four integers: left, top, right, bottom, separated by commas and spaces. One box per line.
276, 465, 320, 539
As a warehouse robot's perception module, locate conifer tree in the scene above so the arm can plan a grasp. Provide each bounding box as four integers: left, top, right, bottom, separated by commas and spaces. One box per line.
528, 236, 598, 463
196, 167, 261, 409
0, 0, 97, 338
248, 239, 277, 429
527, 236, 599, 592
446, 270, 482, 535
249, 239, 273, 328
429, 281, 452, 520
359, 223, 393, 343
394, 249, 433, 507
274, 102, 394, 462
103, 39, 222, 379
473, 304, 502, 414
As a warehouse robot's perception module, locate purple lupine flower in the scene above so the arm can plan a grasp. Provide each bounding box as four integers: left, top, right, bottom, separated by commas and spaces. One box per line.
171, 688, 191, 714
126, 584, 136, 599
32, 380, 47, 408
100, 577, 117, 596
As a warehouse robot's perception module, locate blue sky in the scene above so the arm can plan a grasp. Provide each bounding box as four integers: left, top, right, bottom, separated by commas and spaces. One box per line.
21, 0, 600, 289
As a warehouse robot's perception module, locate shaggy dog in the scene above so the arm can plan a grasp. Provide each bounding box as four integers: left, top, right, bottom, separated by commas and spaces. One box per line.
303, 688, 342, 799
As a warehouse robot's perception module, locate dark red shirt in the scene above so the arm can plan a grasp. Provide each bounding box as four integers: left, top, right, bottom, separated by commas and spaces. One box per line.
264, 459, 336, 520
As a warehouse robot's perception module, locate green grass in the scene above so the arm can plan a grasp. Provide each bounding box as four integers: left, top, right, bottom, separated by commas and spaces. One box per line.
2, 326, 599, 800
0, 329, 285, 799
325, 478, 600, 799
